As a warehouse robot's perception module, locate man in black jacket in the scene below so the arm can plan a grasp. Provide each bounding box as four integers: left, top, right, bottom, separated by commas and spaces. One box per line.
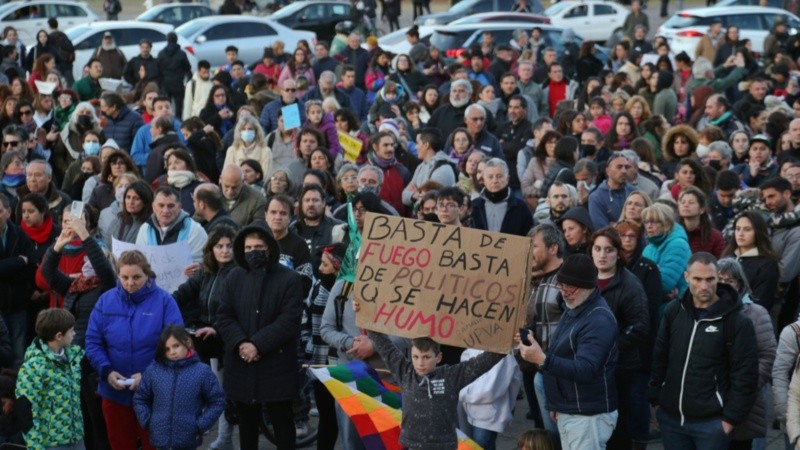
216, 225, 302, 450
649, 252, 758, 450
289, 184, 343, 279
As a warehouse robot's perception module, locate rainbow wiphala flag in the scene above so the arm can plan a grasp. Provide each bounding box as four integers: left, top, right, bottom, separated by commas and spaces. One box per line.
310, 361, 483, 450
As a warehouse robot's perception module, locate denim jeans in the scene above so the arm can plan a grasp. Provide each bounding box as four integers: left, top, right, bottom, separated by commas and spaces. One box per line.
4, 309, 27, 368
558, 410, 618, 450
534, 372, 560, 444
656, 408, 730, 450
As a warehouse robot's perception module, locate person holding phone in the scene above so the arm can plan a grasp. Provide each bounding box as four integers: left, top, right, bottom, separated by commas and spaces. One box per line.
517, 254, 618, 450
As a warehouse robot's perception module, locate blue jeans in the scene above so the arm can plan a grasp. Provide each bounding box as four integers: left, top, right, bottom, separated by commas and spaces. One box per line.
656, 408, 730, 450
629, 372, 651, 444
534, 372, 560, 444
4, 309, 26, 368
558, 410, 618, 449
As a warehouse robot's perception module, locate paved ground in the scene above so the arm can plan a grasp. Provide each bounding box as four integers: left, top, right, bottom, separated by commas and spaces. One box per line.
92, 0, 789, 447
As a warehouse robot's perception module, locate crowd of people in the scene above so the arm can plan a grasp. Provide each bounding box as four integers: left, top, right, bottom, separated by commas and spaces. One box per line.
4, 1, 800, 449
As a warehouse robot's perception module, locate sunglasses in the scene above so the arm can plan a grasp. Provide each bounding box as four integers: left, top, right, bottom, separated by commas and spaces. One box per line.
2, 141, 20, 147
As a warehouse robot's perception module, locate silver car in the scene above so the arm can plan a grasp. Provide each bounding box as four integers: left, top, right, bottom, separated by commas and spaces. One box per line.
175, 16, 316, 67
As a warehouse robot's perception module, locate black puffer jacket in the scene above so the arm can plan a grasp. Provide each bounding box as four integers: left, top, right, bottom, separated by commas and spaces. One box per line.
0, 222, 35, 311
626, 252, 662, 372
215, 225, 303, 403
173, 263, 236, 328
649, 284, 759, 425
156, 42, 191, 94
41, 237, 117, 347
599, 267, 650, 373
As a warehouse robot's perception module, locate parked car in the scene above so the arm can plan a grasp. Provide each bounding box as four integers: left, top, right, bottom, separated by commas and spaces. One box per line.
0, 0, 98, 43
267, 0, 351, 43
544, 0, 629, 43
136, 3, 215, 28
427, 22, 609, 63
63, 21, 198, 83
414, 0, 524, 26
714, 0, 785, 7
175, 16, 316, 67
374, 25, 436, 55
450, 12, 550, 25
658, 6, 800, 56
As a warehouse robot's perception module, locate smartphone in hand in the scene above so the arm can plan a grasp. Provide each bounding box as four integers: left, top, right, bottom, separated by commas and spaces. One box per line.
519, 328, 532, 346
71, 201, 84, 219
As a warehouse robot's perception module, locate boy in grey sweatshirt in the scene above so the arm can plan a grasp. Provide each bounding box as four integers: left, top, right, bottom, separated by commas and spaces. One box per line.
367, 331, 505, 450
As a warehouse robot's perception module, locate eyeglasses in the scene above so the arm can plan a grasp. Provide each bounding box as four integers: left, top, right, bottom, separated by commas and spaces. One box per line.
619, 233, 638, 240
436, 202, 459, 210
555, 282, 580, 296
2, 141, 20, 147
353, 206, 367, 215
270, 176, 288, 183
19, 110, 32, 116
284, 88, 297, 92
341, 175, 357, 182
643, 220, 662, 226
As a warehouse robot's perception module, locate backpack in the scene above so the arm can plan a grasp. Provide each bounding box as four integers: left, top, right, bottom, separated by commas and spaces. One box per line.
432, 158, 459, 181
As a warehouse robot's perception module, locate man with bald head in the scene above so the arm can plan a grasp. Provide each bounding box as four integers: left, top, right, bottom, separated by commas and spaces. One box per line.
193, 183, 240, 232
219, 165, 267, 227
336, 33, 370, 90
302, 70, 350, 108
259, 78, 306, 134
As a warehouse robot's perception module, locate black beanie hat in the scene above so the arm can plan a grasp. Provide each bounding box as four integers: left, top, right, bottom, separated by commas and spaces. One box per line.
556, 254, 598, 290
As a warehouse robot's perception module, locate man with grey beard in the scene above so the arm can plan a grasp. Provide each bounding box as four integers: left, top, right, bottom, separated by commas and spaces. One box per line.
428, 79, 496, 138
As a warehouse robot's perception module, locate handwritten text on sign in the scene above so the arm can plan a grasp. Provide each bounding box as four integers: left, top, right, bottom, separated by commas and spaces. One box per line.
111, 239, 193, 294
354, 213, 533, 353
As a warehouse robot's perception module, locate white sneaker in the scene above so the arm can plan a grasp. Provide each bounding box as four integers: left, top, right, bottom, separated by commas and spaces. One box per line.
295, 420, 310, 438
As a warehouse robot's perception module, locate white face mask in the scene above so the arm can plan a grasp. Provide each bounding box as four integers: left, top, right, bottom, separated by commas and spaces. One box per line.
81, 256, 95, 278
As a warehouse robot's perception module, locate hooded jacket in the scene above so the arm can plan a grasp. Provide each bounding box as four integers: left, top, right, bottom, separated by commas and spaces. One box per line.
16, 339, 85, 450
588, 180, 638, 230
133, 353, 225, 448
85, 277, 184, 406
215, 225, 303, 403
557, 206, 593, 257
599, 268, 650, 373
102, 106, 144, 153
156, 42, 191, 93
648, 284, 759, 425
643, 224, 690, 303
135, 210, 207, 263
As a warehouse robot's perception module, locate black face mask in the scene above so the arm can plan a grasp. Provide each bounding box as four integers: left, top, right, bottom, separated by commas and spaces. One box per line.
318, 273, 337, 289
245, 250, 269, 269
708, 160, 722, 170
77, 115, 93, 128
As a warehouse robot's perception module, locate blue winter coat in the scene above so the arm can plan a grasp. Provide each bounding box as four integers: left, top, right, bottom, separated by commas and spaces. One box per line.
133, 354, 225, 448
85, 278, 184, 406
102, 106, 144, 153
542, 289, 619, 415
642, 225, 690, 308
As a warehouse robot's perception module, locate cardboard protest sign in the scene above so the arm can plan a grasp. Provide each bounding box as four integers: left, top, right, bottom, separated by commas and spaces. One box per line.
338, 131, 363, 163
354, 213, 533, 354
112, 239, 193, 294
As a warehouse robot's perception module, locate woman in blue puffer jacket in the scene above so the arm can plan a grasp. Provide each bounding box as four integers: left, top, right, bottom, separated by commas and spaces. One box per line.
85, 249, 184, 450
641, 203, 690, 320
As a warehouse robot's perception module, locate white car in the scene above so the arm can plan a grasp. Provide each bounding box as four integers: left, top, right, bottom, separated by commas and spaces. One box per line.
175, 16, 317, 67
0, 0, 98, 43
63, 21, 198, 84
544, 0, 629, 43
658, 6, 800, 57
374, 26, 436, 56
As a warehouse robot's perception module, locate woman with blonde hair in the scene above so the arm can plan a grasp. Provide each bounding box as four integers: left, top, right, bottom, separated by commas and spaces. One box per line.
641, 203, 690, 314
625, 95, 652, 129
618, 191, 652, 225
223, 115, 272, 177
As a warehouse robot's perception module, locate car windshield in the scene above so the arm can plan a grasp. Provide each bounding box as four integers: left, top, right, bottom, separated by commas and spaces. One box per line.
544, 2, 573, 16
269, 1, 308, 19
430, 29, 475, 50
137, 7, 164, 20
65, 25, 92, 41
175, 19, 207, 37
662, 13, 710, 28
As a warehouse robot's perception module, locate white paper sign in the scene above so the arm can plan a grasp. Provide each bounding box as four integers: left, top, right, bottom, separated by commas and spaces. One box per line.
112, 239, 193, 294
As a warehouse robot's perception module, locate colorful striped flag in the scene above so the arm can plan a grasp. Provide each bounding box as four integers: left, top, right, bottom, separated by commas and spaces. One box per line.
310, 361, 483, 450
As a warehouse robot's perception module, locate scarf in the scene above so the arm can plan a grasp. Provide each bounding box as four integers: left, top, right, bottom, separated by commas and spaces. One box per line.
367, 151, 396, 169
710, 111, 733, 127
616, 135, 633, 150
21, 215, 54, 244
168, 170, 196, 189
483, 186, 510, 203
54, 104, 75, 128
68, 275, 100, 294
1, 172, 25, 187
448, 148, 471, 166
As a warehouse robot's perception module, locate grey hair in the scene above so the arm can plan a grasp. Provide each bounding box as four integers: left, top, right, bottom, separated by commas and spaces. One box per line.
707, 141, 733, 160
518, 59, 534, 69
319, 71, 336, 84
234, 115, 266, 146
717, 257, 752, 296
573, 158, 598, 178
337, 163, 359, 183
527, 223, 564, 257
27, 159, 53, 177
451, 79, 473, 95
465, 103, 486, 119
692, 57, 713, 79
69, 101, 99, 128
512, 29, 528, 40
620, 149, 640, 166
484, 157, 509, 176
358, 165, 384, 186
